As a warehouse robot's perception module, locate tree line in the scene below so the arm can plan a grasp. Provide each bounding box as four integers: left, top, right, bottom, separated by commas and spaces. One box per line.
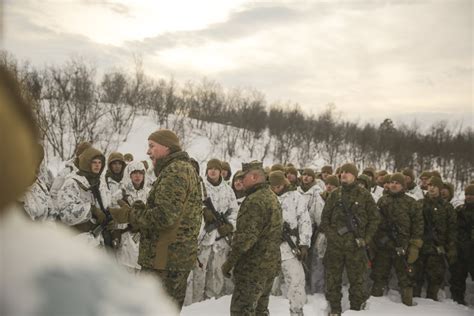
1, 50, 472, 188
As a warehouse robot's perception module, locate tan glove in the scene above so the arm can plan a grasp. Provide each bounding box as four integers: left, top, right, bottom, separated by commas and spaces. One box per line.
298, 245, 309, 261
407, 239, 423, 264
221, 260, 233, 278
108, 203, 131, 224
203, 207, 217, 224
90, 205, 106, 224
217, 223, 233, 237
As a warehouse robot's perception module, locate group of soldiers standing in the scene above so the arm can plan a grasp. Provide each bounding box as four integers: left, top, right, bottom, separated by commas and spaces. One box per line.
19, 124, 474, 316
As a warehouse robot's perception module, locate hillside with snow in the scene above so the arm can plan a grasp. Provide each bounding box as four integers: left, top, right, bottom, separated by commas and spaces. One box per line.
44, 113, 473, 315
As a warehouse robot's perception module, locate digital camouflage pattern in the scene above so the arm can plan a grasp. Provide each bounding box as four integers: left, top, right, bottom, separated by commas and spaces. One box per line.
414, 196, 457, 299
371, 191, 423, 296
320, 182, 380, 313
128, 150, 202, 309
227, 182, 282, 315
129, 150, 201, 271
450, 202, 474, 304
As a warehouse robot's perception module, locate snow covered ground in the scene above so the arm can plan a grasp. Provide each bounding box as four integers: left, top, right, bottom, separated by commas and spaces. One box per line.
182, 290, 473, 316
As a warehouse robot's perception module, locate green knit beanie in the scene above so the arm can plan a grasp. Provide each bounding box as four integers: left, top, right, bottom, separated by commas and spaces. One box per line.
325, 175, 340, 187
465, 184, 474, 196
286, 166, 298, 176
302, 168, 316, 179
148, 129, 181, 152
340, 163, 358, 178
419, 171, 432, 179
390, 173, 406, 188
207, 158, 222, 171
269, 170, 290, 187
271, 163, 285, 172
321, 165, 333, 174
429, 176, 443, 190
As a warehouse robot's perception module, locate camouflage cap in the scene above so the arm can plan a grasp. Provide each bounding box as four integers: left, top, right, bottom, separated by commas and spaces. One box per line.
390, 173, 406, 188
241, 160, 264, 175
233, 170, 245, 180
269, 170, 290, 187
419, 171, 432, 179
325, 175, 340, 187
428, 176, 443, 190
321, 165, 333, 174
465, 184, 474, 196
207, 158, 222, 171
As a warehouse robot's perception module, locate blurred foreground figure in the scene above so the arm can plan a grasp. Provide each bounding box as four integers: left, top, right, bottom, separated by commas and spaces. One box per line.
0, 66, 178, 316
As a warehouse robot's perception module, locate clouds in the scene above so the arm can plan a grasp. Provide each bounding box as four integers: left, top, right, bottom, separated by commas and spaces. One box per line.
2, 0, 472, 127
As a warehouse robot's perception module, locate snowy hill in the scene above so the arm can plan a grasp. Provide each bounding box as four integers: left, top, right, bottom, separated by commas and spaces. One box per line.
45, 113, 473, 315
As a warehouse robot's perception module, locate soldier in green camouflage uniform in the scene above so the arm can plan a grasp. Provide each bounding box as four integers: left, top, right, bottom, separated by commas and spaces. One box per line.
108, 129, 202, 310
221, 161, 283, 316
449, 184, 474, 305
370, 173, 424, 306
320, 163, 380, 315
413, 176, 457, 300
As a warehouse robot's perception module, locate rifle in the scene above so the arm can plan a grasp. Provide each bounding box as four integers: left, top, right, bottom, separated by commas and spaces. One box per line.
282, 222, 309, 272
379, 210, 413, 274
203, 197, 232, 245
423, 207, 449, 267
90, 183, 114, 248
337, 196, 372, 268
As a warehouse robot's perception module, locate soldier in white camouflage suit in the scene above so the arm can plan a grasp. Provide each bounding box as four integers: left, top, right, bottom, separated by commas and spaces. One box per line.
49, 141, 92, 200
104, 152, 126, 207
270, 171, 312, 316
19, 144, 58, 222
297, 167, 326, 293
192, 159, 238, 302
56, 146, 112, 246
115, 161, 150, 272
363, 167, 384, 203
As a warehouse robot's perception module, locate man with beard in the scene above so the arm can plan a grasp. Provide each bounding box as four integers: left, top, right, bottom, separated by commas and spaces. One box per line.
107, 129, 202, 310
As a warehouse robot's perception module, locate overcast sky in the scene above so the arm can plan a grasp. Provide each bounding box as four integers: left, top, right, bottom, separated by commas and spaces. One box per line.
1, 0, 472, 128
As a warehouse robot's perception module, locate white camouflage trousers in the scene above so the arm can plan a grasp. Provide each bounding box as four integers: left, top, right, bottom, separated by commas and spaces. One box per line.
188, 241, 234, 304
274, 257, 306, 315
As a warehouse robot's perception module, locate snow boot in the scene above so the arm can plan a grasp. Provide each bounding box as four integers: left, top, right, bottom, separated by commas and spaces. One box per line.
371, 284, 385, 297
401, 287, 415, 306
426, 285, 439, 301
